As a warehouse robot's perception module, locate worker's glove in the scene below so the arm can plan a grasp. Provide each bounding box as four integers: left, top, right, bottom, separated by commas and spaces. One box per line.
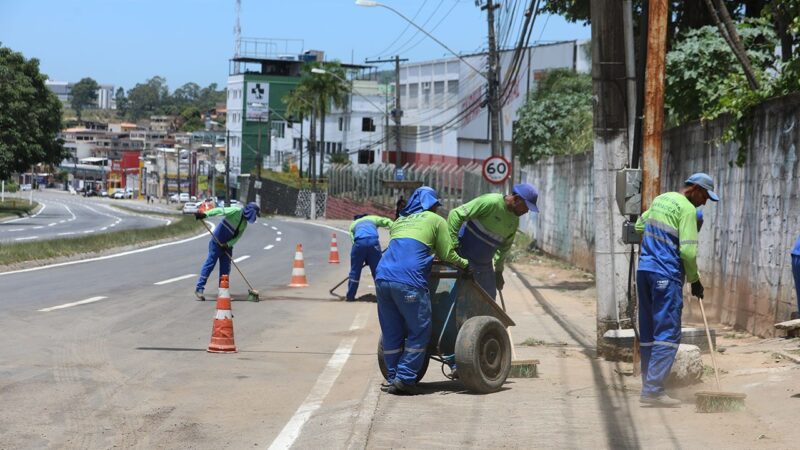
691, 280, 704, 299
460, 265, 474, 280
495, 271, 505, 291
195, 212, 207, 220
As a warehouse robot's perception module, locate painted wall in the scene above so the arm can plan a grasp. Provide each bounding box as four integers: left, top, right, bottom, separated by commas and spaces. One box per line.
516, 93, 800, 337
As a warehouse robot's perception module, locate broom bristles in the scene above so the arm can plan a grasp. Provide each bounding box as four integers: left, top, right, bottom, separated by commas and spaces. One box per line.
695, 391, 746, 413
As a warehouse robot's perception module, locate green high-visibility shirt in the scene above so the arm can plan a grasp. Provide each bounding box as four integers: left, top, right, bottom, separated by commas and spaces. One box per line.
635, 191, 700, 283
447, 193, 518, 272
205, 206, 248, 247
349, 215, 394, 241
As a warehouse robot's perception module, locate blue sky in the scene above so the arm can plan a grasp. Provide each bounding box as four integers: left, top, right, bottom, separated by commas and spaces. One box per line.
0, 0, 589, 92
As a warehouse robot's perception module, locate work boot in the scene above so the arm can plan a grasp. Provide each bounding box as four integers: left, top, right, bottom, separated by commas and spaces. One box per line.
194, 290, 205, 301
639, 394, 681, 407
386, 378, 420, 396
449, 367, 459, 380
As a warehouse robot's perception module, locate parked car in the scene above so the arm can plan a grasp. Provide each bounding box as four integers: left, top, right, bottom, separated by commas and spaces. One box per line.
182, 202, 200, 214
112, 189, 127, 199
99, 190, 109, 198
83, 189, 98, 197
20, 184, 32, 191
170, 192, 196, 203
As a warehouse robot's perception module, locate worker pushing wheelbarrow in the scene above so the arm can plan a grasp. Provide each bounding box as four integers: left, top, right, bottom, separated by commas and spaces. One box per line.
378, 261, 515, 394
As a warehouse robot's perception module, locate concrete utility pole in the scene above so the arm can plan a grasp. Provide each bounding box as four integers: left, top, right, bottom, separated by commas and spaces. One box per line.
642, 0, 668, 208
590, 0, 632, 358
483, 0, 502, 157
366, 56, 408, 167
225, 130, 231, 203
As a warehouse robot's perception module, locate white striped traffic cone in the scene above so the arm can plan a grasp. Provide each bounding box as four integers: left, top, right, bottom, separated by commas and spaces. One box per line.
328, 233, 340, 264
289, 243, 309, 287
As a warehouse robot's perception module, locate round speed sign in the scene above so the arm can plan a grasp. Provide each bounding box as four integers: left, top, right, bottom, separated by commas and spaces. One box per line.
482, 156, 511, 184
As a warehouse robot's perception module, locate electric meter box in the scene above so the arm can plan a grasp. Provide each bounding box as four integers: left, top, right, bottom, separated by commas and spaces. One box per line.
616, 168, 642, 216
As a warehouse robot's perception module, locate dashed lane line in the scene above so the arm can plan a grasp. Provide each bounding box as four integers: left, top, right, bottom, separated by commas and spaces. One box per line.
38, 296, 108, 312
154, 274, 196, 285
264, 244, 275, 250
233, 255, 250, 263
15, 236, 38, 241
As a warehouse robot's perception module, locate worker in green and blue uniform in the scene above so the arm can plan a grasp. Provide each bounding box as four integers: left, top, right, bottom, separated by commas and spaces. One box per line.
375, 186, 469, 395
447, 184, 539, 299
346, 214, 393, 301
791, 235, 800, 320
193, 202, 260, 301
636, 173, 718, 407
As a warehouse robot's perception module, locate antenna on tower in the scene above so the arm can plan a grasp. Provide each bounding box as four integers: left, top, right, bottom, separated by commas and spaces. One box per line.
234, 0, 241, 57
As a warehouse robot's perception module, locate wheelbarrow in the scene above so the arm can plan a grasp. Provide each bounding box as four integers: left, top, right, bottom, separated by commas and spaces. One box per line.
377, 261, 516, 394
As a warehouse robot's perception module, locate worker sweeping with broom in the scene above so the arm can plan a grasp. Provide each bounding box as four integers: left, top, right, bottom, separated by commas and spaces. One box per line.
193, 201, 260, 301
346, 214, 393, 302
635, 173, 718, 407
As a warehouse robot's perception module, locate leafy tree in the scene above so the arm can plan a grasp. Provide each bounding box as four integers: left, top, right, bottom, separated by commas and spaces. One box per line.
70, 77, 99, 121
300, 61, 349, 178
665, 19, 777, 126
283, 84, 315, 180
127, 76, 168, 120
0, 45, 67, 179
178, 106, 204, 132
513, 69, 593, 164
114, 87, 128, 118
327, 152, 350, 165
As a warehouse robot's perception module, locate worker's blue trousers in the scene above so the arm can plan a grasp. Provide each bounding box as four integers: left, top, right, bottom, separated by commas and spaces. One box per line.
637, 270, 682, 397
346, 238, 382, 300
792, 255, 800, 313
196, 240, 231, 292
376, 279, 431, 386
471, 264, 497, 300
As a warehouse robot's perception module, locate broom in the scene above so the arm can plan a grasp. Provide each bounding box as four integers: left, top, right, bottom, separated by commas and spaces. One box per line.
201, 220, 260, 302
498, 289, 539, 378
694, 294, 746, 412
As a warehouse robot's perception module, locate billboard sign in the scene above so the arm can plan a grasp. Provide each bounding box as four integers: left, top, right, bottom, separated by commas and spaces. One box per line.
246, 81, 269, 122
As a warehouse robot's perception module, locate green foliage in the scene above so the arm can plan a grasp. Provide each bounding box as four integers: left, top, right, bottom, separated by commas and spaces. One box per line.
666, 19, 800, 165
114, 87, 128, 117
327, 152, 350, 165
127, 76, 168, 120
0, 45, 67, 179
513, 69, 593, 164
70, 77, 99, 121
178, 106, 203, 132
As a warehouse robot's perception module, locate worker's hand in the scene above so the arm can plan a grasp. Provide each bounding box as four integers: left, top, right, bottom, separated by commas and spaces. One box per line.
691, 280, 704, 299
218, 243, 230, 251
495, 271, 505, 291
195, 212, 207, 220
460, 265, 474, 280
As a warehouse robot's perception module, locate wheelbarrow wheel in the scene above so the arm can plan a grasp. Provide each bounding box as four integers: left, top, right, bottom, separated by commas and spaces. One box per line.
454, 316, 511, 394
377, 334, 430, 383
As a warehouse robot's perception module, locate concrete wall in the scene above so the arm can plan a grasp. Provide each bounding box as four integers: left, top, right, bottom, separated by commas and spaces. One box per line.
517, 93, 800, 337
663, 93, 800, 336
518, 153, 595, 272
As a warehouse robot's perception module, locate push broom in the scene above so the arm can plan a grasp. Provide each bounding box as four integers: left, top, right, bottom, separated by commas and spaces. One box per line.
201, 220, 260, 302
694, 294, 745, 412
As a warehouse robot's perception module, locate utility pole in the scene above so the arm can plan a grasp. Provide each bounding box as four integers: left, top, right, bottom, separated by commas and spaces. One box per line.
590, 0, 632, 358
225, 130, 231, 203
366, 56, 408, 168
482, 0, 502, 157
642, 0, 668, 207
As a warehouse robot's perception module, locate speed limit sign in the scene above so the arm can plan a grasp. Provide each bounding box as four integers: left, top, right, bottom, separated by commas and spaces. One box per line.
482, 156, 511, 184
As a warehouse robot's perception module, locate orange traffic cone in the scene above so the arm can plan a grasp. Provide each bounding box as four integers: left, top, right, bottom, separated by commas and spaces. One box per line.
289, 244, 309, 287
207, 275, 237, 353
328, 233, 340, 264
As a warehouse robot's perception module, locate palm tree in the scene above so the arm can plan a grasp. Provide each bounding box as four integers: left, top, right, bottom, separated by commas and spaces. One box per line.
301, 61, 349, 180
283, 85, 315, 182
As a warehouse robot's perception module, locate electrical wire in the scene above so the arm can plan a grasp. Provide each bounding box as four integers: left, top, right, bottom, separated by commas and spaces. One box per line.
366, 0, 430, 59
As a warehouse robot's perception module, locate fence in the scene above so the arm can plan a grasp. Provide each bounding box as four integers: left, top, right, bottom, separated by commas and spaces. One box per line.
327, 162, 486, 213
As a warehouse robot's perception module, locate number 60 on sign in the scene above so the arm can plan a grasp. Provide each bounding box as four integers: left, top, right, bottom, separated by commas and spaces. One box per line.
482, 156, 511, 184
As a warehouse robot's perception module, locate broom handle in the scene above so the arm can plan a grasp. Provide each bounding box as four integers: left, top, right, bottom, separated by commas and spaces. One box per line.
498, 289, 517, 360
697, 296, 721, 391
202, 220, 256, 292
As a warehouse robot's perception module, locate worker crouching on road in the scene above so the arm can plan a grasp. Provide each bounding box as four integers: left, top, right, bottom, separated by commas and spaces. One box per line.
193, 202, 260, 301
375, 186, 469, 395
346, 214, 393, 301
447, 183, 539, 300
635, 172, 718, 407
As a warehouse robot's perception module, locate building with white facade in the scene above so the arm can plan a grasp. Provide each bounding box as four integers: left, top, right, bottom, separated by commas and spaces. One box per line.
45, 80, 116, 109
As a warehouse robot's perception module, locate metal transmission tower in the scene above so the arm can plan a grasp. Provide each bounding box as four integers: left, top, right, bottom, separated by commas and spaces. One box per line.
234, 0, 241, 57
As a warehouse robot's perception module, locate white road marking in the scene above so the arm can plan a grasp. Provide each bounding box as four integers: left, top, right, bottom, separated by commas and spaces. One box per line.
38, 296, 108, 312
83, 230, 94, 234
100, 227, 108, 231
15, 236, 37, 241
277, 231, 282, 235
57, 232, 76, 236
3, 202, 46, 223
270, 226, 278, 230
0, 231, 207, 276
33, 226, 43, 230
48, 223, 57, 227
282, 220, 348, 234
264, 244, 275, 250
276, 237, 282, 242
233, 255, 250, 263
8, 228, 23, 232
268, 309, 370, 450
154, 274, 196, 285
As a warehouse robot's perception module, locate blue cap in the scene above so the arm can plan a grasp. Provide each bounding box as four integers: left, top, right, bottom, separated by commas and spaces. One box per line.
512, 183, 539, 213
685, 173, 719, 201
243, 202, 260, 223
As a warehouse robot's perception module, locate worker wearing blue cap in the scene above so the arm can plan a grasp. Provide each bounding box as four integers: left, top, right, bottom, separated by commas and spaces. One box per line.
193, 201, 260, 301
635, 172, 718, 406
447, 183, 539, 300
346, 214, 393, 301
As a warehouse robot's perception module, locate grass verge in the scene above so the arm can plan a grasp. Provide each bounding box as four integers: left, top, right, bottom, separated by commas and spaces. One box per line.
0, 211, 203, 267
0, 198, 38, 219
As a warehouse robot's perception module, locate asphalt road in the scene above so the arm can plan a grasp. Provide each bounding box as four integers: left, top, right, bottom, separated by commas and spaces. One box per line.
0, 190, 174, 243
